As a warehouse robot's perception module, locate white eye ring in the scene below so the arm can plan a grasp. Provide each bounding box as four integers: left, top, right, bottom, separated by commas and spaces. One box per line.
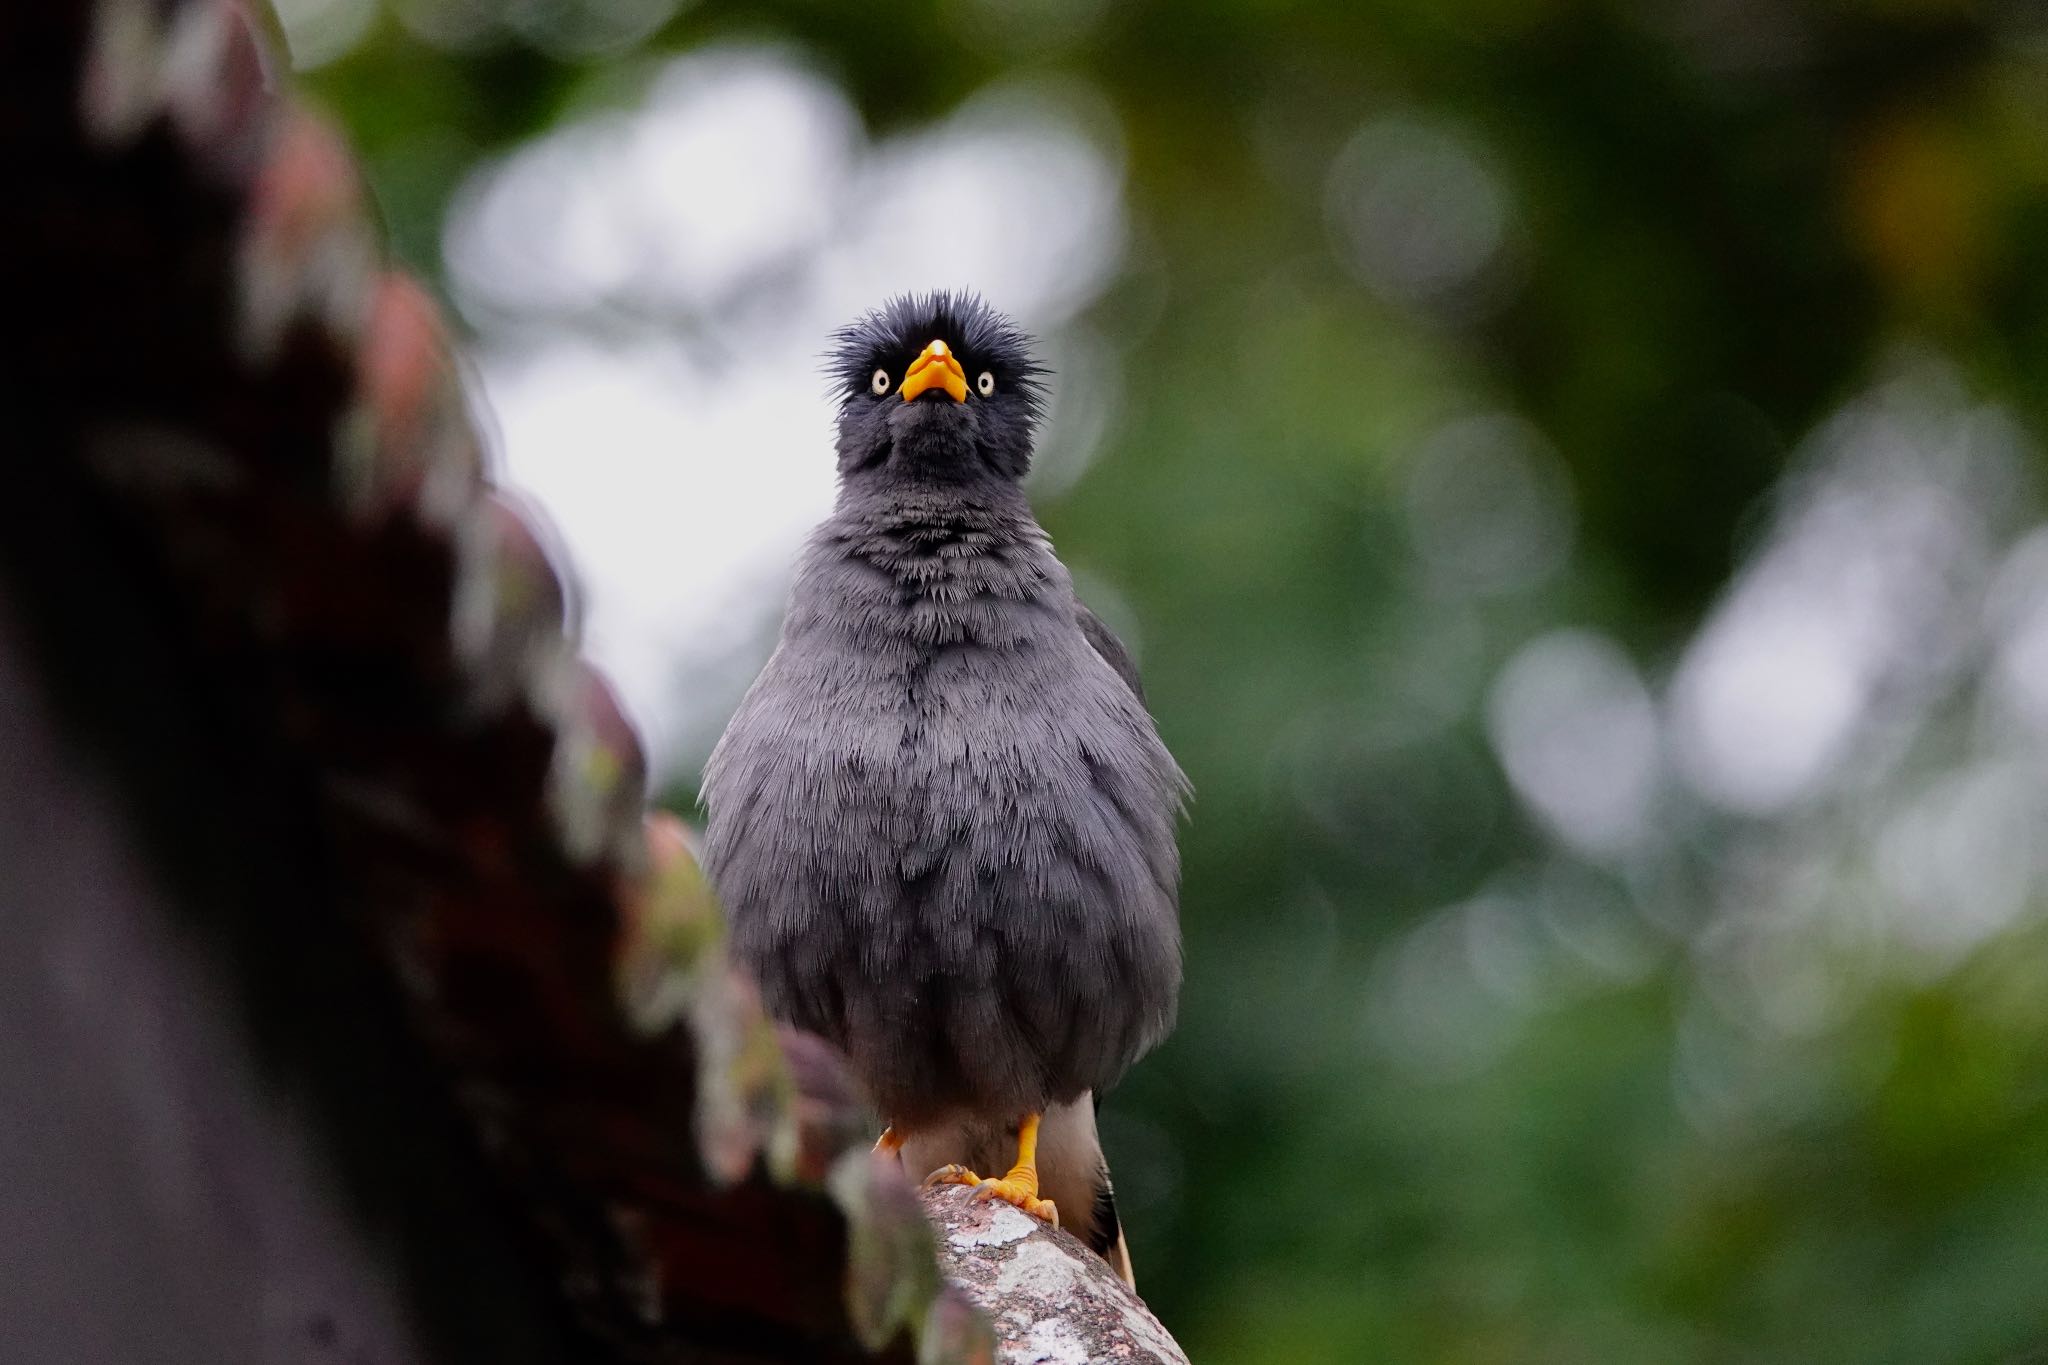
869, 368, 891, 395
976, 371, 996, 397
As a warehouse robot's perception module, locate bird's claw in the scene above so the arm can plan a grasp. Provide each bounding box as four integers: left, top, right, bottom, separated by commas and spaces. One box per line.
920, 1164, 1058, 1225
972, 1175, 1059, 1228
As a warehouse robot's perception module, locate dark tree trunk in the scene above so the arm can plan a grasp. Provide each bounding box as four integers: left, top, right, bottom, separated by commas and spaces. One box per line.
0, 4, 929, 1360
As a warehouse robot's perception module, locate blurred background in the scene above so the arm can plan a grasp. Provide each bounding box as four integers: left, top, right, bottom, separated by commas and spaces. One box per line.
290, 1, 2048, 1358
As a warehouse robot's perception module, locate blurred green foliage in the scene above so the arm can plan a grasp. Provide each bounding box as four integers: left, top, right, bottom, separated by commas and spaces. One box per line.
311, 1, 2048, 1358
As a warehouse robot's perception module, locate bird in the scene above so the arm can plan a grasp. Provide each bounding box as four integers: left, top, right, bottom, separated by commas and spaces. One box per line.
700, 291, 1186, 1285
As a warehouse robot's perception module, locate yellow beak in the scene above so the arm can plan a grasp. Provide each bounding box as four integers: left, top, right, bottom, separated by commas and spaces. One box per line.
898, 339, 969, 403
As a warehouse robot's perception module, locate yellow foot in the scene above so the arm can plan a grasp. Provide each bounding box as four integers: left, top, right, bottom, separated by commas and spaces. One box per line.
918, 1114, 1059, 1226
921, 1163, 1060, 1226
971, 1174, 1059, 1228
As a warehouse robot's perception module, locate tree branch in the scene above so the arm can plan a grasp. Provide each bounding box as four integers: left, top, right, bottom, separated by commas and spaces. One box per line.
921, 1187, 1190, 1364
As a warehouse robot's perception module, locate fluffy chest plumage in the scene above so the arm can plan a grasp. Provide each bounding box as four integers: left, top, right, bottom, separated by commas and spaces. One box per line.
766, 505, 1117, 772
701, 490, 1184, 1122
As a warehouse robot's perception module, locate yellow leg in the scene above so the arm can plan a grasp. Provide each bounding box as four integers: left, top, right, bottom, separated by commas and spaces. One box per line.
874, 1126, 904, 1156
922, 1114, 1059, 1227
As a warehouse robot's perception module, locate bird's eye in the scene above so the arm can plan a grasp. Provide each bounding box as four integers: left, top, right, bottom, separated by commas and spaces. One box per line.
869, 368, 891, 396
976, 371, 996, 397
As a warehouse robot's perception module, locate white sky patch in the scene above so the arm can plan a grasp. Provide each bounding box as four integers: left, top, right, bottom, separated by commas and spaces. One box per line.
445, 51, 861, 321
819, 81, 1124, 327
448, 50, 1128, 776
476, 339, 834, 767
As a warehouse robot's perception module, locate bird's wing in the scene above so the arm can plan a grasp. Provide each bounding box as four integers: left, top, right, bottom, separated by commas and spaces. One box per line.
1075, 603, 1146, 704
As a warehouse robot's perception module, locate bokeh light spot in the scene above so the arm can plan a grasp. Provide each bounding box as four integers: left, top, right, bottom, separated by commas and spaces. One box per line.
1489, 630, 1661, 861
1325, 115, 1510, 311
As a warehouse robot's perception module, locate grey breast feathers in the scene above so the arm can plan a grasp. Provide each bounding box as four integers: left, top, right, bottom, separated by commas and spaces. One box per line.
703, 524, 1186, 1121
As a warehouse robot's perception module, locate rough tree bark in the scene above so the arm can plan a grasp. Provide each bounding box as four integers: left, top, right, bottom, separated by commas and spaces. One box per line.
921, 1188, 1192, 1364
0, 1, 1190, 1360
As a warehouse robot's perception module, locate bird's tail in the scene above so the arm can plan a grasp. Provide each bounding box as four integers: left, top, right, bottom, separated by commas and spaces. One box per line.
1044, 1094, 1137, 1290
1090, 1166, 1136, 1287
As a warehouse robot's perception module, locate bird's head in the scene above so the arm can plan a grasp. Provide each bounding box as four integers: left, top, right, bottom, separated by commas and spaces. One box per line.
828, 291, 1046, 485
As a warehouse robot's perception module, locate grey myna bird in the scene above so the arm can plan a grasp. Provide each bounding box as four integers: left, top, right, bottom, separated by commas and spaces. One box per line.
701, 291, 1185, 1284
